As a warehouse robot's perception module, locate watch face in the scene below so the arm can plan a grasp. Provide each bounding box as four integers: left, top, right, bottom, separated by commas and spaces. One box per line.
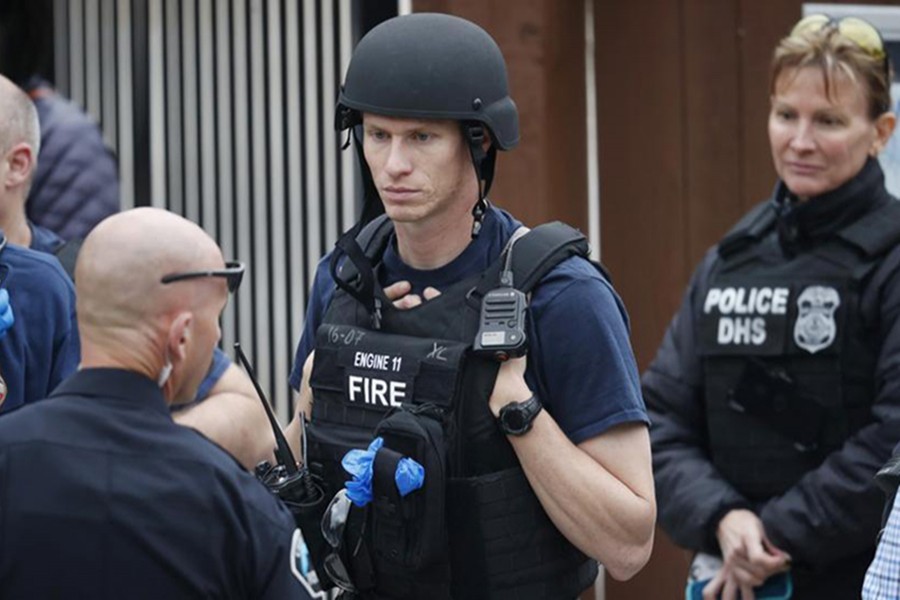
502, 408, 527, 432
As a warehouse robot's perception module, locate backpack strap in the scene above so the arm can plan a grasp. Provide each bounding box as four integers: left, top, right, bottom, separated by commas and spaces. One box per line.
53, 238, 83, 281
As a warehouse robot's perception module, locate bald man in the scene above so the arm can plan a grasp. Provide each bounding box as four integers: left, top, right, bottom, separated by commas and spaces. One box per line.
0, 208, 312, 599
0, 75, 79, 413
0, 74, 274, 468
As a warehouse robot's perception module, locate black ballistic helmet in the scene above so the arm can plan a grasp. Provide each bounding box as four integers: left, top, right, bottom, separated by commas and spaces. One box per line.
330, 14, 521, 323
335, 12, 519, 151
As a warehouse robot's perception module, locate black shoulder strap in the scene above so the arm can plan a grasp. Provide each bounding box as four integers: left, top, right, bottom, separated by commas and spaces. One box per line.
718, 201, 777, 259
54, 238, 83, 281
328, 215, 396, 328
334, 214, 394, 285
357, 214, 395, 256
474, 222, 592, 298
508, 222, 591, 293
837, 198, 900, 258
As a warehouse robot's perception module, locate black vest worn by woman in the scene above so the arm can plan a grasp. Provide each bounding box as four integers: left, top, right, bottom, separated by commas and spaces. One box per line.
698, 159, 900, 502
305, 218, 598, 599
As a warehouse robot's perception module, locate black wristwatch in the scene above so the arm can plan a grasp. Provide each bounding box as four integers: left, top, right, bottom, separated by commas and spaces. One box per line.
497, 395, 542, 436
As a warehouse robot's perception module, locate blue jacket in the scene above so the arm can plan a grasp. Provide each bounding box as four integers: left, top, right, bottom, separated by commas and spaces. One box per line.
0, 241, 79, 413
25, 78, 119, 240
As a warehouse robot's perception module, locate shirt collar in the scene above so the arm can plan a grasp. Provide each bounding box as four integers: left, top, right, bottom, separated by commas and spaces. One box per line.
773, 157, 886, 249
380, 206, 504, 293
28, 221, 65, 254
50, 368, 170, 415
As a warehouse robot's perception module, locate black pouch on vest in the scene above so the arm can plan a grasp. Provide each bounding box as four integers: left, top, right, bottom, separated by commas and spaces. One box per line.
730, 358, 825, 451
370, 404, 449, 571
308, 324, 467, 496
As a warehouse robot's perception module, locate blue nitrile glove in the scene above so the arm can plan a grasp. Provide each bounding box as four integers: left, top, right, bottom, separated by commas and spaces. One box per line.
395, 457, 425, 496
0, 289, 14, 338
342, 437, 383, 507
341, 437, 426, 507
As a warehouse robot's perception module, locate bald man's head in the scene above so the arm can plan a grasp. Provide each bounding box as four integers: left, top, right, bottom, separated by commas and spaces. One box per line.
0, 74, 39, 158
77, 208, 230, 402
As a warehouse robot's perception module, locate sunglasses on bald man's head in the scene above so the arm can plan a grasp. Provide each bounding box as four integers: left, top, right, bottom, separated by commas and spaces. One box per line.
791, 14, 890, 81
161, 260, 245, 293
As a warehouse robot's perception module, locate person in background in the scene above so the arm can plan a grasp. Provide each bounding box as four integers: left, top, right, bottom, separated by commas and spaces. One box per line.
643, 14, 898, 600
0, 207, 311, 599
0, 73, 275, 469
0, 74, 79, 413
23, 74, 119, 240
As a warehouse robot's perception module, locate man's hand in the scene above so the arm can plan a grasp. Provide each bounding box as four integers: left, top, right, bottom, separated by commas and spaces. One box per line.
383, 280, 440, 309
702, 566, 754, 600
708, 509, 790, 597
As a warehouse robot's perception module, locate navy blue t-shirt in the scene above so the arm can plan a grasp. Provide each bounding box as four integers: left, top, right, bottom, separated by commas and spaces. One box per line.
290, 205, 647, 444
0, 243, 80, 413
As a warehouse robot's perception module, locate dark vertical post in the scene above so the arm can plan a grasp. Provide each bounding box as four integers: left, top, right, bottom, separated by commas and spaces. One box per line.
131, 0, 151, 207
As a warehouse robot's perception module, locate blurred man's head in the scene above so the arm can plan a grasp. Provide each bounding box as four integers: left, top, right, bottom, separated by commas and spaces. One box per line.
0, 75, 40, 202
76, 208, 241, 404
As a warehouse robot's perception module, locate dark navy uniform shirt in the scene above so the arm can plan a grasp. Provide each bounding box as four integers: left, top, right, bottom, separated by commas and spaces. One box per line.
0, 368, 311, 599
0, 242, 79, 414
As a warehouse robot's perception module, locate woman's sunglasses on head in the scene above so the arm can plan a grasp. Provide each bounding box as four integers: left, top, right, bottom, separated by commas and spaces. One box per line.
791, 14, 889, 82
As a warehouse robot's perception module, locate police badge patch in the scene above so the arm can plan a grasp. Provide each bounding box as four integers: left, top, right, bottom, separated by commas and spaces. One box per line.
793, 286, 841, 354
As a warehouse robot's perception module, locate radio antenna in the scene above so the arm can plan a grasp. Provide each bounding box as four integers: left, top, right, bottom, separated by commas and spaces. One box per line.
234, 343, 298, 475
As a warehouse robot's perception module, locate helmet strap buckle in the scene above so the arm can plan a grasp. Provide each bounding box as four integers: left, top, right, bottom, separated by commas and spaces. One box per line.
465, 123, 492, 238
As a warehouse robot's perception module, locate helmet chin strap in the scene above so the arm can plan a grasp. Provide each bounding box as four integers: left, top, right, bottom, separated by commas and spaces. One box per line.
465, 123, 497, 238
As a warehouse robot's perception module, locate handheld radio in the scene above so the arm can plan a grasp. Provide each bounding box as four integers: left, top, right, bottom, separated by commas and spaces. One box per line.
473, 232, 529, 361
234, 343, 322, 502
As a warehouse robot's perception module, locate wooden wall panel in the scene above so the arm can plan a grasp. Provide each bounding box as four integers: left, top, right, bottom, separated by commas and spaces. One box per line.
739, 1, 802, 214
683, 0, 743, 266
412, 0, 587, 230
594, 2, 690, 595
594, 0, 685, 371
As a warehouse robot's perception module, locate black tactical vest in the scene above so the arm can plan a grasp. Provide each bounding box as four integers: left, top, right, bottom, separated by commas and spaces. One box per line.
698, 198, 900, 502
306, 216, 598, 599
